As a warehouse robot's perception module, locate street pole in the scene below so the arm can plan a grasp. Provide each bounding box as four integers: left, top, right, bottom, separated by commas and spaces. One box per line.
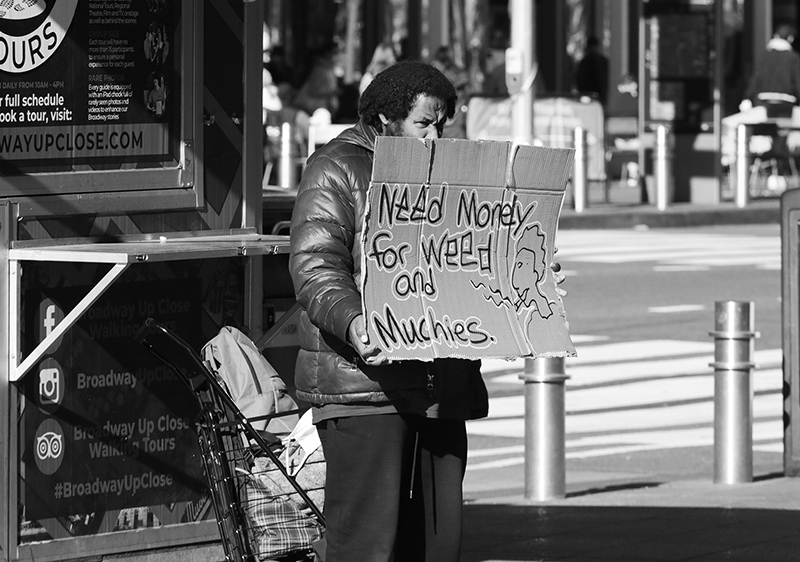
509, 0, 535, 145
573, 127, 588, 213
520, 357, 569, 501
655, 124, 674, 211
278, 122, 297, 189
710, 300, 757, 484
734, 124, 750, 208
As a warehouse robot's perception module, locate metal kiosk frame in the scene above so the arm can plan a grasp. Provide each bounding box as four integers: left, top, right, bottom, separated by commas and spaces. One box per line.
1, 219, 289, 561
782, 188, 800, 475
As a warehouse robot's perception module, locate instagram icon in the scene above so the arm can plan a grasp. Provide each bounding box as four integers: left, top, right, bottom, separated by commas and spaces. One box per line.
38, 358, 63, 408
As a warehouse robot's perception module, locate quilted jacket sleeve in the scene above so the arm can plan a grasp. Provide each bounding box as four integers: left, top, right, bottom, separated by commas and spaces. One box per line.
289, 150, 363, 344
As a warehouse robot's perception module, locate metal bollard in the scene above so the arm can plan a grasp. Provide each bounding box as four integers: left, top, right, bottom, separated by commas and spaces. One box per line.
654, 124, 674, 211
710, 301, 758, 484
278, 122, 297, 189
734, 123, 750, 208
572, 127, 588, 213
519, 356, 570, 501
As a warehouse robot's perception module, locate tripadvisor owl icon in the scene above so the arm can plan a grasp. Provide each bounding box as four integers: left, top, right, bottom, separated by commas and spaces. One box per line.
0, 0, 78, 73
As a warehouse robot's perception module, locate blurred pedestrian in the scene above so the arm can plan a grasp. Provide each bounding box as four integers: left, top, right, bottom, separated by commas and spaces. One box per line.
575, 36, 609, 105
721, 24, 800, 166
431, 45, 470, 138
431, 45, 470, 94
359, 41, 397, 95
482, 48, 508, 95
294, 42, 341, 119
266, 45, 293, 87
741, 23, 800, 118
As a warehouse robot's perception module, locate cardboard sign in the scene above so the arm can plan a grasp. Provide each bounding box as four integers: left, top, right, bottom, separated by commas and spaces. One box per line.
361, 137, 576, 361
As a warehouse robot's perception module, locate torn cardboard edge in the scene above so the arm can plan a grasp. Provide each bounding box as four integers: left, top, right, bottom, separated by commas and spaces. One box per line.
362, 136, 576, 361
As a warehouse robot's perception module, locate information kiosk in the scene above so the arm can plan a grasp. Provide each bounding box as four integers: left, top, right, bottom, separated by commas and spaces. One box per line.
0, 2, 277, 560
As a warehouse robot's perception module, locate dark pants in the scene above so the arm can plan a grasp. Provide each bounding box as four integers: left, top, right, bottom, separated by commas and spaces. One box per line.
316, 414, 467, 562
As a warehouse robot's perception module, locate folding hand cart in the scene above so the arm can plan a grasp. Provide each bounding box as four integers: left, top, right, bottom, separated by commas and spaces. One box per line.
137, 318, 325, 562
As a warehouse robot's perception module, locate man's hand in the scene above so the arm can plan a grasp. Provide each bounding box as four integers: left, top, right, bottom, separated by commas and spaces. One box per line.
348, 314, 391, 365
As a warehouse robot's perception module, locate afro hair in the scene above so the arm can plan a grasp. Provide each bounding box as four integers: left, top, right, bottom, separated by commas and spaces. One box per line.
358, 60, 458, 129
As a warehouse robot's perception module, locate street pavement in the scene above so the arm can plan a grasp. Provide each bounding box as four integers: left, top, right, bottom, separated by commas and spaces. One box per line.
459, 194, 800, 562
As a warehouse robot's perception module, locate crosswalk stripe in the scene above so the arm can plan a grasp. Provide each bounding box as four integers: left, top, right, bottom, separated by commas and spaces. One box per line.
677, 255, 781, 266
467, 418, 783, 471
469, 445, 524, 458
569, 339, 714, 364
469, 339, 783, 465
470, 391, 782, 437
562, 247, 777, 264
552, 229, 779, 268
490, 355, 716, 385
485, 345, 780, 386
648, 304, 707, 313
555, 229, 776, 245
653, 265, 711, 272
483, 340, 715, 374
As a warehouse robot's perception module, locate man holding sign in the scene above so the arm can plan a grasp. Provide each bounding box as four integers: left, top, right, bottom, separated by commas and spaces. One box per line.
290, 61, 566, 562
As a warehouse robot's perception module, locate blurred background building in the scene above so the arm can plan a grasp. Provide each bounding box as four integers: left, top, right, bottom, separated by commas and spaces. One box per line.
261, 0, 796, 205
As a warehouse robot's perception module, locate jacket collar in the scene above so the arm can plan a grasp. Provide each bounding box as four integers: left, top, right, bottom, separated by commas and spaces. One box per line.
339, 120, 380, 153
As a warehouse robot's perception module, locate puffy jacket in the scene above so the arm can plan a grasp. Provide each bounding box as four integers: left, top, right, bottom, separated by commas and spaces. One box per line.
289, 120, 488, 420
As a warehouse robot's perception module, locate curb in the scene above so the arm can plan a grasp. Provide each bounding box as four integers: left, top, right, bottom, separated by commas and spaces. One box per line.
559, 199, 781, 230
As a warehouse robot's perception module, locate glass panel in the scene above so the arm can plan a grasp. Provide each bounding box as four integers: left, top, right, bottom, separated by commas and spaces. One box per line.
16, 259, 243, 544
0, 0, 187, 194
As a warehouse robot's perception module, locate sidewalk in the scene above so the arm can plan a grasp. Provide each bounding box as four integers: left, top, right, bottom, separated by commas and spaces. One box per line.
462, 475, 800, 561
461, 191, 795, 561
461, 441, 795, 561
558, 184, 781, 230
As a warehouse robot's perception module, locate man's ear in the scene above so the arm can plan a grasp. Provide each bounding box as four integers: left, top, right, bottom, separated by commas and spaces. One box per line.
378, 113, 390, 133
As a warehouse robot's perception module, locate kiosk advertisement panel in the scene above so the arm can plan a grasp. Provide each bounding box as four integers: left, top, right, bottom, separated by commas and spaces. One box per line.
19, 274, 207, 539
0, 0, 193, 200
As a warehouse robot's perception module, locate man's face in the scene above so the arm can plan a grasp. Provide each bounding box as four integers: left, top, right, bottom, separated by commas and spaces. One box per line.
380, 94, 448, 139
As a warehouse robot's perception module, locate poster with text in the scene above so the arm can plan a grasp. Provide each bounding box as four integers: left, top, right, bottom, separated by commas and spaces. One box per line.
21, 278, 206, 520
0, 0, 180, 174
362, 137, 577, 361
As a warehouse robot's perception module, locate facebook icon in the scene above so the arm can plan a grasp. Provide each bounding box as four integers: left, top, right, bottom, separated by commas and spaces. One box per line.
36, 299, 64, 352
44, 304, 57, 337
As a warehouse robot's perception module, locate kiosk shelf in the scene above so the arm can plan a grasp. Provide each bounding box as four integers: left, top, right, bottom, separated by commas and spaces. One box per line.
7, 229, 289, 382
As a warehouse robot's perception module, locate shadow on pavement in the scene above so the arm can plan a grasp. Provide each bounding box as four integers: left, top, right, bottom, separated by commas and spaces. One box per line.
566, 481, 662, 498
753, 471, 785, 482
461, 503, 800, 562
